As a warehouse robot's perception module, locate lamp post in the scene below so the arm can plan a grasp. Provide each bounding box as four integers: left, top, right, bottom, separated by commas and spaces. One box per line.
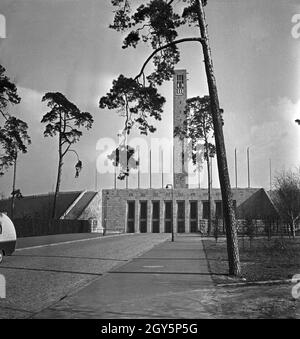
235, 148, 238, 189
247, 147, 250, 188
166, 184, 174, 242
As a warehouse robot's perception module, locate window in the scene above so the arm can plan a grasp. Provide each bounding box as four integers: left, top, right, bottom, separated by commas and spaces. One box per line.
139, 201, 147, 233
176, 74, 184, 95
202, 201, 210, 219
177, 201, 185, 233
190, 201, 198, 233
152, 201, 160, 233
164, 201, 173, 233
127, 201, 135, 233
215, 201, 223, 219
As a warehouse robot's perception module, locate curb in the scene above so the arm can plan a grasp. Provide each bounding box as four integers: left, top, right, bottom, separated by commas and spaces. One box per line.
217, 278, 300, 288
15, 233, 132, 252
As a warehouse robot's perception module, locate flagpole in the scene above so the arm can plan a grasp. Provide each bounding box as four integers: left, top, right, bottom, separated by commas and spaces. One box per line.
150, 149, 152, 189
161, 149, 164, 189
138, 147, 140, 189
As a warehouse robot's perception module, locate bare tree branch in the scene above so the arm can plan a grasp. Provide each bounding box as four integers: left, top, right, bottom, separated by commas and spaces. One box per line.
134, 37, 204, 81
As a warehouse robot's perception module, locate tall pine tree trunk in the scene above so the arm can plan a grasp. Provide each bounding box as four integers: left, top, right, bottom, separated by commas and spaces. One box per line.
52, 138, 63, 219
52, 158, 63, 219
10, 153, 17, 220
206, 153, 212, 235
196, 0, 241, 276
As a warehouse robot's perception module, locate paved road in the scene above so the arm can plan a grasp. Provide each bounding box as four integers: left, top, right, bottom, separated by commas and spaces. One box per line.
33, 235, 300, 319
34, 235, 214, 319
0, 233, 169, 319
1, 233, 299, 319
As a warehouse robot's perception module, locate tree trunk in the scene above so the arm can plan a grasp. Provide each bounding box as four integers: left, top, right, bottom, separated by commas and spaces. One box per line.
206, 155, 212, 235
10, 154, 17, 220
196, 0, 241, 276
291, 220, 296, 239
52, 143, 63, 220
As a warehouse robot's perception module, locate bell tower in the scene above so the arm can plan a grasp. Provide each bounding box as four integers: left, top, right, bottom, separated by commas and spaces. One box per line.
173, 69, 188, 189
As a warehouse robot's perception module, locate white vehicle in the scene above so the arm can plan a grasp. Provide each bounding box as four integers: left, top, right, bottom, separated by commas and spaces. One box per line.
0, 213, 17, 263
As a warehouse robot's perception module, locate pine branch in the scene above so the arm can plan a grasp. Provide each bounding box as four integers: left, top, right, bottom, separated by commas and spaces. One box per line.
134, 37, 204, 81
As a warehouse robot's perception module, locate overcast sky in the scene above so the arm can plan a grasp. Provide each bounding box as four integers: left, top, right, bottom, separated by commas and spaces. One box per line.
0, 0, 300, 196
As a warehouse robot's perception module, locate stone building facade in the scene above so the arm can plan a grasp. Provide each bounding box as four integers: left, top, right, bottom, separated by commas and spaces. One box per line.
102, 188, 261, 233
100, 70, 276, 234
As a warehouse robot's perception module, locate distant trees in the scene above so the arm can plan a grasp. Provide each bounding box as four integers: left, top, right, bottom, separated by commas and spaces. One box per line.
101, 0, 240, 276
41, 92, 93, 219
175, 96, 223, 234
273, 169, 300, 238
0, 65, 31, 176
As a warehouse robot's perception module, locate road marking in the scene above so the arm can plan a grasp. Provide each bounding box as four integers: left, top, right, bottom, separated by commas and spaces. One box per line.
142, 265, 164, 268
15, 233, 129, 252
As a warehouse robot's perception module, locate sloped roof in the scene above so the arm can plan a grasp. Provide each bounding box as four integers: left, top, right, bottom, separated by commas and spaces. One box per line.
0, 191, 82, 219
236, 188, 280, 219
63, 191, 98, 219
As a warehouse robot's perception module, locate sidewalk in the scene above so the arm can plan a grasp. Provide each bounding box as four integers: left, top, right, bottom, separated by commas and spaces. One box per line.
34, 235, 217, 319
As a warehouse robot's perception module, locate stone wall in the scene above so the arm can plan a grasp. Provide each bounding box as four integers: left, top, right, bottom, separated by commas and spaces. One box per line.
14, 219, 91, 238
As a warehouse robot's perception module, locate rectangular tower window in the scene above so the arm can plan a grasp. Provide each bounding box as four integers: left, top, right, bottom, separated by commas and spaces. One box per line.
139, 201, 147, 233
127, 201, 135, 233
164, 201, 173, 233
152, 201, 160, 233
177, 201, 185, 233
176, 74, 184, 95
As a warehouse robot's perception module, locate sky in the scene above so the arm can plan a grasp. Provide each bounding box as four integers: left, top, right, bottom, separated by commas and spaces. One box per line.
0, 0, 300, 197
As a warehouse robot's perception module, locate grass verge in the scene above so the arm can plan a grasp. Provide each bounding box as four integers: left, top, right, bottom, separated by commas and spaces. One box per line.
202, 237, 300, 284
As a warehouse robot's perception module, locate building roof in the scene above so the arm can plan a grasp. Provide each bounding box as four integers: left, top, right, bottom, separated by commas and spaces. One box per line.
0, 191, 83, 219
62, 191, 98, 220
236, 188, 280, 220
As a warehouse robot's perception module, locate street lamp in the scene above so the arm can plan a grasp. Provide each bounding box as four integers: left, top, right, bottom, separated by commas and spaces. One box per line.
166, 184, 174, 242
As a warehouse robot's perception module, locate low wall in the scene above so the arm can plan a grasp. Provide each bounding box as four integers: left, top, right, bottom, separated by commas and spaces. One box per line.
13, 219, 91, 238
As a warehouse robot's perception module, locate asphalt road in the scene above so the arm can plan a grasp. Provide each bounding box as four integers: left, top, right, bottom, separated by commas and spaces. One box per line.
0, 233, 169, 319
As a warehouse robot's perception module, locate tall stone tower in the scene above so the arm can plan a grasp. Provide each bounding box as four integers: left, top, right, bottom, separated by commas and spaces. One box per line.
173, 69, 188, 189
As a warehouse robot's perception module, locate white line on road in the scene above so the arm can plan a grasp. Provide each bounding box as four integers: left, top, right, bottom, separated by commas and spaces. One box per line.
16, 234, 129, 252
